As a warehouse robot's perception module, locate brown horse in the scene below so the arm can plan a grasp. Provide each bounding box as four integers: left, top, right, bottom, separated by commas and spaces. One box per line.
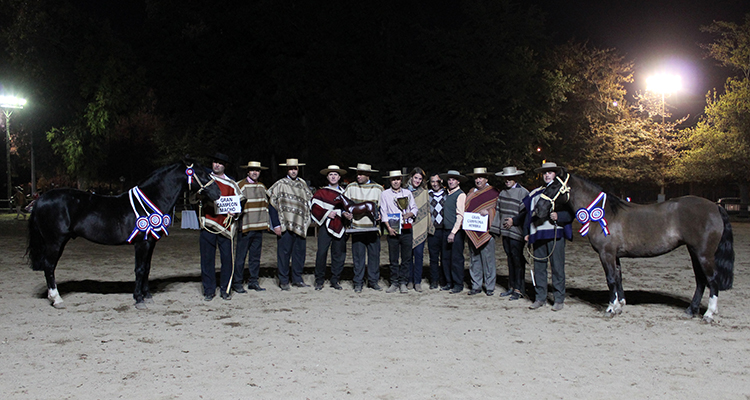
333, 194, 380, 227
534, 169, 734, 322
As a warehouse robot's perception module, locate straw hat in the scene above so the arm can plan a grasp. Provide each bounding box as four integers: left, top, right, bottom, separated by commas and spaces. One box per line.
466, 167, 494, 177
242, 161, 268, 170
534, 162, 562, 174
495, 166, 524, 177
279, 158, 305, 167
349, 163, 379, 173
439, 170, 468, 183
382, 170, 407, 179
320, 165, 347, 175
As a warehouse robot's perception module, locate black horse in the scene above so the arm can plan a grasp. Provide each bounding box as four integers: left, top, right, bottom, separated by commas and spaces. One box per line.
534, 169, 734, 322
27, 159, 221, 309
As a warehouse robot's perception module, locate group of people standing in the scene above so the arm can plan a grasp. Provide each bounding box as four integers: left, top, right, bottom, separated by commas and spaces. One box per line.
198, 153, 573, 311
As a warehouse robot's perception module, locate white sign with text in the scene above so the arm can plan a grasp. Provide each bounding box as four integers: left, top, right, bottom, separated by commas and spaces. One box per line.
462, 212, 488, 232
215, 195, 241, 214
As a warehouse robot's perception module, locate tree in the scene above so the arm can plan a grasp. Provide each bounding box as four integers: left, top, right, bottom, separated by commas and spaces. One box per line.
700, 14, 750, 79
673, 79, 750, 208
674, 15, 750, 212
1, 0, 154, 188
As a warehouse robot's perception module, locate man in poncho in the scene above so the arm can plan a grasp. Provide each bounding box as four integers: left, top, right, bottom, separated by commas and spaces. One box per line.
267, 158, 313, 290
464, 167, 500, 296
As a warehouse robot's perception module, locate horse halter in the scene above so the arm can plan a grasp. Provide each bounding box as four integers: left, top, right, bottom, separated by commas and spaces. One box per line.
185, 163, 216, 194
538, 174, 570, 208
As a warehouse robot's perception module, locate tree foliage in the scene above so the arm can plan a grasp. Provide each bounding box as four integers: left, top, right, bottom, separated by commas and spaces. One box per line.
675, 14, 750, 208
700, 14, 750, 79
673, 78, 750, 181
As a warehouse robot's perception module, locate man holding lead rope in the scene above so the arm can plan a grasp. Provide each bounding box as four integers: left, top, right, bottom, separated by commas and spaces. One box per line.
200, 152, 242, 301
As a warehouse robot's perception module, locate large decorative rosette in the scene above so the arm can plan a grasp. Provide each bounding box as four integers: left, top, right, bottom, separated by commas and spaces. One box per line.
575, 191, 609, 237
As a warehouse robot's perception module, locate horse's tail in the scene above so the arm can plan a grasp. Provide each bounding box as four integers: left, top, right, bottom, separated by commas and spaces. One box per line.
27, 210, 45, 271
713, 205, 734, 290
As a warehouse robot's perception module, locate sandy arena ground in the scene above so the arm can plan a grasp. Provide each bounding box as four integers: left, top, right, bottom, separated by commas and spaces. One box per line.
1, 214, 749, 399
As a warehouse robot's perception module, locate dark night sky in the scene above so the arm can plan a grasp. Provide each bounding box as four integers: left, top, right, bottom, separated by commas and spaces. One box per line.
76, 0, 750, 122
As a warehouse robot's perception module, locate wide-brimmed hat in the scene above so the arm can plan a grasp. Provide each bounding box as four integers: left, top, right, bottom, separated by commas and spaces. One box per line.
534, 161, 562, 174
279, 158, 305, 167
466, 167, 494, 177
212, 152, 231, 164
439, 170, 468, 183
350, 163, 379, 173
496, 166, 525, 177
383, 170, 407, 179
320, 165, 347, 175
243, 161, 268, 170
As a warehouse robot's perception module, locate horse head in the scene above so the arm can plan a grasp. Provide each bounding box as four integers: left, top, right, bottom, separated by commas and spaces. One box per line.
183, 158, 221, 201
534, 168, 570, 219
332, 193, 352, 209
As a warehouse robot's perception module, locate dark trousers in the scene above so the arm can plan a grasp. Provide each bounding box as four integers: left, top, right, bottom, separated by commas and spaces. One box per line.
314, 227, 347, 285
387, 230, 413, 285
442, 230, 465, 291
502, 236, 526, 295
351, 232, 380, 286
533, 238, 566, 304
200, 230, 233, 296
234, 230, 264, 287
428, 229, 447, 286
277, 231, 306, 285
408, 240, 425, 285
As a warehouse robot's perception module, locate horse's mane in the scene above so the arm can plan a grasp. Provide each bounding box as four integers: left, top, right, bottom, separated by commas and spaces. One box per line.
136, 162, 182, 187
570, 173, 631, 217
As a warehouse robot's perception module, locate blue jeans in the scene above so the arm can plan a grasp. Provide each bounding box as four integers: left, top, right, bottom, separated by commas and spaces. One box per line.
387, 231, 412, 285
234, 230, 264, 287
408, 240, 425, 285
200, 230, 233, 296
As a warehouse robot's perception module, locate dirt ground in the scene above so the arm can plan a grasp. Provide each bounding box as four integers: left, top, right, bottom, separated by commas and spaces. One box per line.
1, 213, 749, 399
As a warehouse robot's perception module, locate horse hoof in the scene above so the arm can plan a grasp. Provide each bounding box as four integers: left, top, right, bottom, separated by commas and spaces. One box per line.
144, 297, 154, 304
134, 302, 148, 310
52, 302, 66, 309
702, 315, 714, 324
603, 311, 616, 318
684, 309, 697, 319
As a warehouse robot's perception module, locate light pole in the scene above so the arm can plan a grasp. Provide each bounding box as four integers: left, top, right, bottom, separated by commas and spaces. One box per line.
646, 73, 682, 123
645, 73, 681, 202
1, 95, 27, 212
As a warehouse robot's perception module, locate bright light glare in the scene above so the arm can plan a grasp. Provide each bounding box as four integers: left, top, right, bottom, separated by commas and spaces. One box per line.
646, 74, 682, 94
0, 95, 27, 108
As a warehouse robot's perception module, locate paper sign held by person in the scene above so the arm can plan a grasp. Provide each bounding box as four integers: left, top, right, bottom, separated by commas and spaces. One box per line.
462, 212, 488, 232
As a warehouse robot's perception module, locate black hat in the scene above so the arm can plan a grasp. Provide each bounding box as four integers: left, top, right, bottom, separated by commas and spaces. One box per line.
212, 152, 231, 164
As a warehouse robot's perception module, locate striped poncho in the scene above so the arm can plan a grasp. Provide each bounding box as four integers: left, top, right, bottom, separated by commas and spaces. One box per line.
464, 185, 500, 248
267, 177, 313, 237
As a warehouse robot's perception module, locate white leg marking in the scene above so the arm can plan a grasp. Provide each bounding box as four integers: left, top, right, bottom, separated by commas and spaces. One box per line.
703, 295, 718, 322
48, 288, 64, 308
606, 293, 623, 314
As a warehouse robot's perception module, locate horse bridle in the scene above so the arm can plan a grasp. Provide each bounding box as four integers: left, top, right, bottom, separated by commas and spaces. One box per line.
539, 173, 570, 208
185, 163, 216, 194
